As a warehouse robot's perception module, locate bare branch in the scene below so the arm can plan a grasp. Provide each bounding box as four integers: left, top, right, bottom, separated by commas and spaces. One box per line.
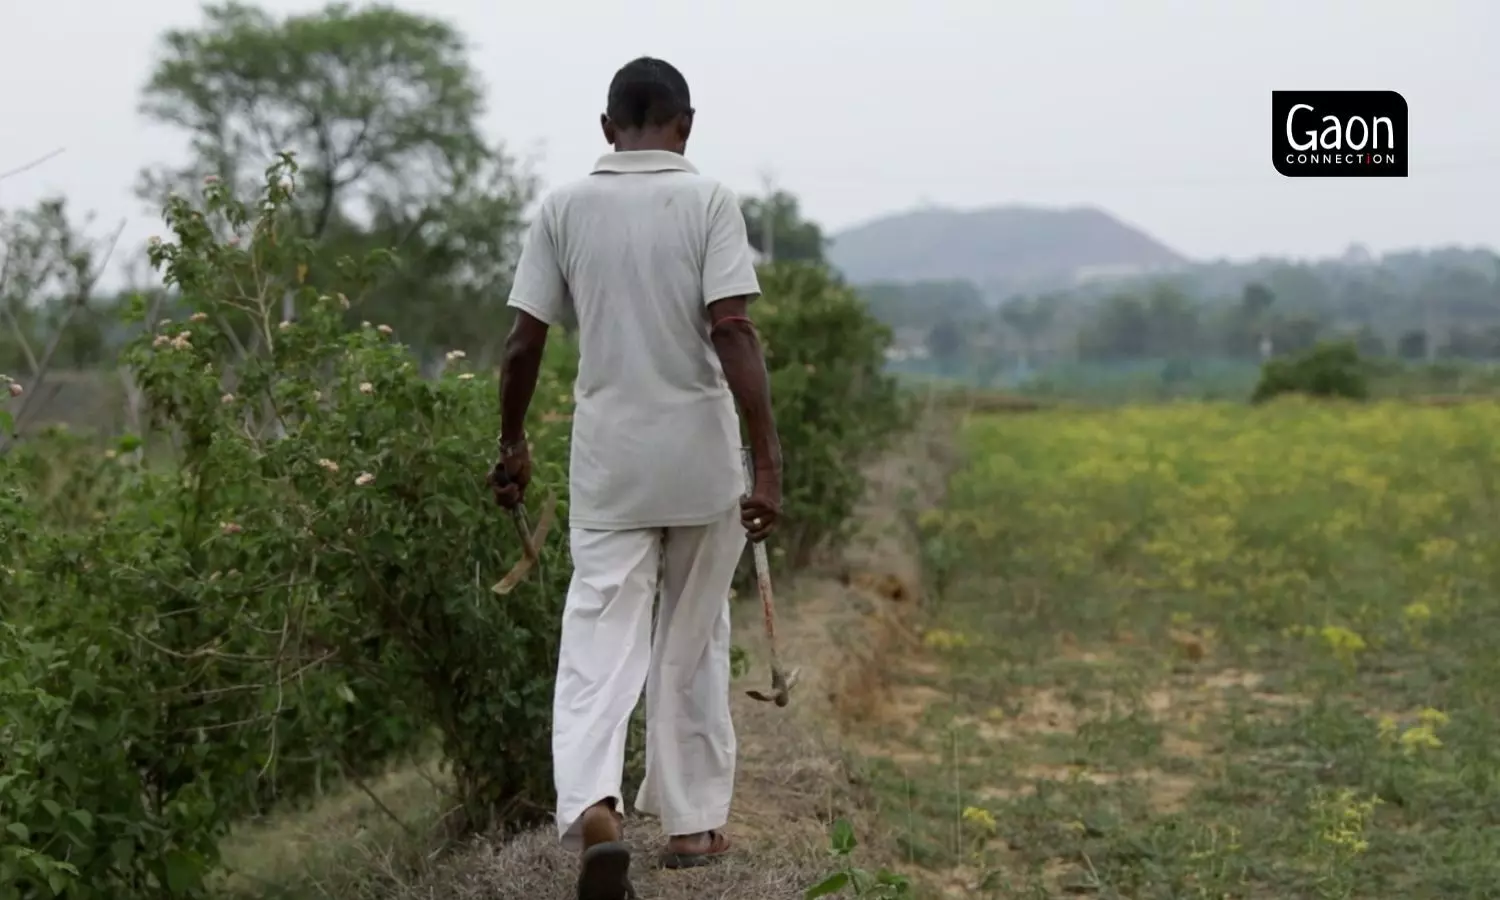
0, 147, 65, 183
167, 649, 337, 700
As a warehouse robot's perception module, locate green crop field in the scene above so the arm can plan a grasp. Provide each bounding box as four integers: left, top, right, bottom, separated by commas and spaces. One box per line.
856, 399, 1500, 898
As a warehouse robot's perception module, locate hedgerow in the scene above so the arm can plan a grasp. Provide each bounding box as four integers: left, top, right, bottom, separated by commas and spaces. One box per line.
757, 262, 905, 568
0, 158, 903, 898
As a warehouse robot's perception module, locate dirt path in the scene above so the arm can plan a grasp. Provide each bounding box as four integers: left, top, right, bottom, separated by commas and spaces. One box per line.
393, 431, 954, 899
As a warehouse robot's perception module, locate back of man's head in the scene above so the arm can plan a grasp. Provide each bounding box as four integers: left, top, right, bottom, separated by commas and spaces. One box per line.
606, 57, 692, 130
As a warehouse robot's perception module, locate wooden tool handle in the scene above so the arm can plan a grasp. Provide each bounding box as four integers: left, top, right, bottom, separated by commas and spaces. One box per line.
742, 449, 779, 658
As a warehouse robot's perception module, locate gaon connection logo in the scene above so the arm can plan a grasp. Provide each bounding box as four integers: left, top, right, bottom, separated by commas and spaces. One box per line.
1272, 91, 1408, 177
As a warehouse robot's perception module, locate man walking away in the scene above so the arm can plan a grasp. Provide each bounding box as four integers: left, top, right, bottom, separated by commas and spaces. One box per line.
487, 56, 783, 900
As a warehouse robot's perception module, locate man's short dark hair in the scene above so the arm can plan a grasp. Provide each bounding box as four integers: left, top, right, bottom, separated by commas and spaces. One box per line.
606, 57, 692, 129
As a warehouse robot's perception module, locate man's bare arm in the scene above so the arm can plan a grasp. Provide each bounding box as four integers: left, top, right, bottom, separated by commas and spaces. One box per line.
708, 297, 781, 479
500, 311, 550, 446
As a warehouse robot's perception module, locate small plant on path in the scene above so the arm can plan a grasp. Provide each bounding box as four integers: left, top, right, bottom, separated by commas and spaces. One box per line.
805, 819, 913, 899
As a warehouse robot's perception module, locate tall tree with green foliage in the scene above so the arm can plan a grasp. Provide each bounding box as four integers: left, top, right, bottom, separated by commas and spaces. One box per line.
1000, 294, 1057, 368
741, 190, 827, 265
137, 2, 535, 360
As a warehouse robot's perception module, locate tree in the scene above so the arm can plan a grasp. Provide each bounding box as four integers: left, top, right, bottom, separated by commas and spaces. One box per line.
926, 317, 963, 364
999, 294, 1057, 368
137, 2, 534, 361
1078, 293, 1151, 361
1241, 282, 1275, 318
1143, 283, 1200, 356
1270, 314, 1325, 356
740, 190, 827, 265
1350, 324, 1388, 357
0, 197, 125, 445
1397, 329, 1428, 361
859, 279, 986, 331
1223, 281, 1276, 359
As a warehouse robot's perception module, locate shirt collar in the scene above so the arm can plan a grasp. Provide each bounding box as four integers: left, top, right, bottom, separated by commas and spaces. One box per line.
591, 150, 698, 175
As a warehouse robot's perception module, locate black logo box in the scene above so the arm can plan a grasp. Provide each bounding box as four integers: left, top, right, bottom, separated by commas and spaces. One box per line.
1272, 91, 1408, 178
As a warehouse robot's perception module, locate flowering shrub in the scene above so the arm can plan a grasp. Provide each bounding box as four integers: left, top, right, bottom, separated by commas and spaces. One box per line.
0, 158, 572, 898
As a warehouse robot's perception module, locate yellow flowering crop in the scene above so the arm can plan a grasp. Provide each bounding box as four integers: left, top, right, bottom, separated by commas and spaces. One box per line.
900, 396, 1500, 896
936, 400, 1500, 654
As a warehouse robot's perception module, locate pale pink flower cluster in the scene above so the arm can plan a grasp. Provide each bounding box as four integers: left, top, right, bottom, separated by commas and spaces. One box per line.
153, 331, 194, 351
220, 521, 243, 535
355, 472, 375, 486
358, 382, 374, 395
377, 324, 393, 336
317, 458, 340, 473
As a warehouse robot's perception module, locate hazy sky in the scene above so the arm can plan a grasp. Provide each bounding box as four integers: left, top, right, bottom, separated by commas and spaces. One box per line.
2, 0, 1497, 284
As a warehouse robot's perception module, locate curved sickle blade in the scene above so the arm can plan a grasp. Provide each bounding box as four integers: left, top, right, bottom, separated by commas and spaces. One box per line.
492, 490, 557, 595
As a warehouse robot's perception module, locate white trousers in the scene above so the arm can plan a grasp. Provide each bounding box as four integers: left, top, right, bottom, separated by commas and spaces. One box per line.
553, 505, 746, 850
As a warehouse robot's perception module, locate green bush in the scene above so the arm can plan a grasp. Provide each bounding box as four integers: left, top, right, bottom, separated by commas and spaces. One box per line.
1, 158, 572, 898
757, 263, 906, 568
1252, 340, 1369, 404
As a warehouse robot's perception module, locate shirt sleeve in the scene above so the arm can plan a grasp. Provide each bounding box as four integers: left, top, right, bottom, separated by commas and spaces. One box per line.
702, 184, 762, 306
507, 199, 572, 325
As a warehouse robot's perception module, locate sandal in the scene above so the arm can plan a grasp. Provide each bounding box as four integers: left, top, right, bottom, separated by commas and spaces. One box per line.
577, 841, 635, 900
576, 803, 634, 900
659, 829, 732, 870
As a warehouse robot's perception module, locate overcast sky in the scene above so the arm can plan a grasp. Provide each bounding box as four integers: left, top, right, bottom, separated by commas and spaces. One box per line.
2, 0, 1497, 283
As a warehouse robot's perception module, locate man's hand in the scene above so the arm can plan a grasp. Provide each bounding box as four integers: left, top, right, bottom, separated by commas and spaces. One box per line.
487, 442, 532, 509
741, 470, 782, 543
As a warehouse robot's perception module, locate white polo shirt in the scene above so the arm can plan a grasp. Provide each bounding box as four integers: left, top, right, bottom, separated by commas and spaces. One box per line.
507, 150, 762, 531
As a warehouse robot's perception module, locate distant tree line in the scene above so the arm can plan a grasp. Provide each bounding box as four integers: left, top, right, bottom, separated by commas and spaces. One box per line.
707, 195, 1500, 381
860, 249, 1500, 380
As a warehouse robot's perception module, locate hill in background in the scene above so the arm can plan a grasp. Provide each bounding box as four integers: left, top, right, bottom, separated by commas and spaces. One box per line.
827, 204, 1189, 297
